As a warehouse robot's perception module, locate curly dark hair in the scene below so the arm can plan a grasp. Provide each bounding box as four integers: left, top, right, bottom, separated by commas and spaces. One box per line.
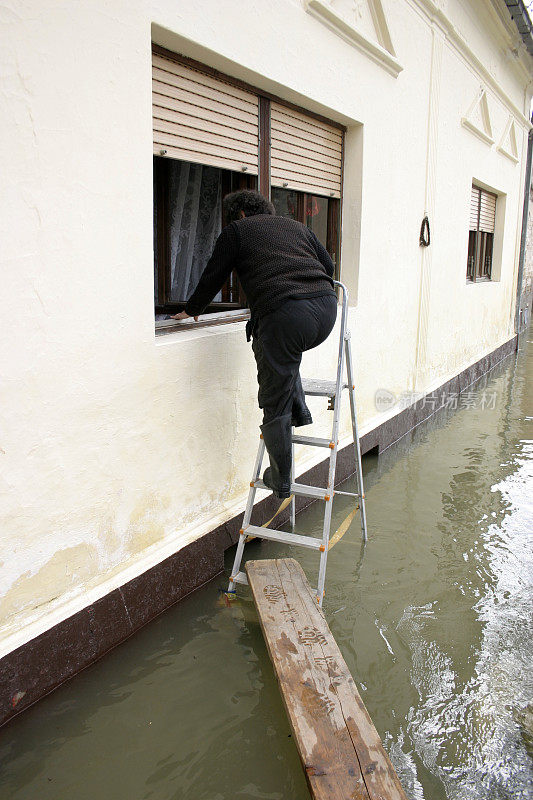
223, 190, 275, 222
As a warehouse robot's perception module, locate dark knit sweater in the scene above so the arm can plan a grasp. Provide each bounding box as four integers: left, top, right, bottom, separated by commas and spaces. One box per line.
184, 214, 336, 320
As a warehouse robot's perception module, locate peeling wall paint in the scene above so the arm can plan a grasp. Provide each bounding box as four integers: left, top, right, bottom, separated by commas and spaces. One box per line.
0, 0, 531, 654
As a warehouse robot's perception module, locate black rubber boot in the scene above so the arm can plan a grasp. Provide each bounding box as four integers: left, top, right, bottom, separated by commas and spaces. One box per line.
260, 414, 292, 499
291, 376, 313, 427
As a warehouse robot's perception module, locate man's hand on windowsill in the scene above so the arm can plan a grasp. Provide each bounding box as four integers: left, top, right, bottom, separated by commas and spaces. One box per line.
171, 311, 199, 322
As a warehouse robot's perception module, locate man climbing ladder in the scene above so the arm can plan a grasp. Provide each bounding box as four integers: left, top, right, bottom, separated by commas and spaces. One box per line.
173, 189, 338, 497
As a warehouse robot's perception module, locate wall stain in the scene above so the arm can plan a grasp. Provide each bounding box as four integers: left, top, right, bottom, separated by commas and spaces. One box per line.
0, 543, 99, 626
125, 492, 170, 553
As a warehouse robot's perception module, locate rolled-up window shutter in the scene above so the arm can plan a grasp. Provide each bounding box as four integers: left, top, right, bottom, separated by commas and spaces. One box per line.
470, 186, 480, 229
152, 54, 259, 174
270, 103, 343, 198
479, 190, 496, 233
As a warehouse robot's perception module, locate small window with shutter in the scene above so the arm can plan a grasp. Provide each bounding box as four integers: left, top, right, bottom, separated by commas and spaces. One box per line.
467, 184, 496, 282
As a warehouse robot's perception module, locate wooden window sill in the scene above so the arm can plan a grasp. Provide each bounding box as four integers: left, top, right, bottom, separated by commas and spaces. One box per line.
155, 308, 250, 336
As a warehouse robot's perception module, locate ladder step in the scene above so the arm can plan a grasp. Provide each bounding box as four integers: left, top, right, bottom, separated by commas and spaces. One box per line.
301, 378, 348, 397
253, 479, 330, 500
244, 525, 323, 550
231, 571, 248, 586
292, 434, 332, 448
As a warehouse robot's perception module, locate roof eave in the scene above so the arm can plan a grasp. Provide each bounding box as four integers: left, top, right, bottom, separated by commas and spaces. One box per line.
504, 0, 533, 58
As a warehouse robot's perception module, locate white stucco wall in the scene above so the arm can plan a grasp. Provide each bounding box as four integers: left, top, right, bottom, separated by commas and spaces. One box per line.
1, 0, 531, 656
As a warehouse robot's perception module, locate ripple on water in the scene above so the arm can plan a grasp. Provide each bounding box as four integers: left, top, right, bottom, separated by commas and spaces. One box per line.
389, 452, 533, 800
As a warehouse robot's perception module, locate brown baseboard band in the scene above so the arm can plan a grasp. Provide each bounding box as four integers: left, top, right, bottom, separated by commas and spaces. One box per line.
0, 333, 517, 728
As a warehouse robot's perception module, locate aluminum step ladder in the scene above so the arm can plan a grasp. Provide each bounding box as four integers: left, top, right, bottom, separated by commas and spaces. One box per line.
228, 281, 367, 607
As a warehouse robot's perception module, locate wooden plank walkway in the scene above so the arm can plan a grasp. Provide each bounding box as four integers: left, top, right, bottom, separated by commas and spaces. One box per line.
245, 558, 408, 800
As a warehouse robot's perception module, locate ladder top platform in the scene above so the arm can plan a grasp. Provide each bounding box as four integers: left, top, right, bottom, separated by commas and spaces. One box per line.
301, 378, 348, 397
246, 558, 407, 800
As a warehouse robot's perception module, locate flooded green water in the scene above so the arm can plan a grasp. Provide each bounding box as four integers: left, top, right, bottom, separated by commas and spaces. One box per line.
1, 330, 532, 800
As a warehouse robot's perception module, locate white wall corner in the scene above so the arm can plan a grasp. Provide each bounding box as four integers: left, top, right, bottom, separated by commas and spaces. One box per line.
305, 0, 403, 78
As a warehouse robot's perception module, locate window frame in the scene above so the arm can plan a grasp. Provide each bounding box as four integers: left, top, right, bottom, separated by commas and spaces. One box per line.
152, 45, 346, 328
467, 184, 497, 284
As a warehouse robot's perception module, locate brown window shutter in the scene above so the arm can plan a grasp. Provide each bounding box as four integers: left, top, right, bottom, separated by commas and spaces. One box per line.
152, 54, 259, 174
479, 190, 496, 233
270, 103, 343, 198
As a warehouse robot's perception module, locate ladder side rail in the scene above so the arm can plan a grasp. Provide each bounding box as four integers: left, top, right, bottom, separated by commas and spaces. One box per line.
316, 282, 349, 605
344, 333, 368, 542
290, 432, 296, 527
332, 281, 349, 395
228, 527, 248, 592
245, 438, 267, 525
316, 445, 340, 605
228, 438, 266, 591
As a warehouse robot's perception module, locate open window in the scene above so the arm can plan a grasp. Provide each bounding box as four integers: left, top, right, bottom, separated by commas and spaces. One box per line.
152, 47, 345, 329
467, 185, 496, 282
154, 158, 256, 316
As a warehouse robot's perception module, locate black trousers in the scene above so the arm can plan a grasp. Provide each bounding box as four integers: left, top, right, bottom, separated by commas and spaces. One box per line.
251, 294, 338, 424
